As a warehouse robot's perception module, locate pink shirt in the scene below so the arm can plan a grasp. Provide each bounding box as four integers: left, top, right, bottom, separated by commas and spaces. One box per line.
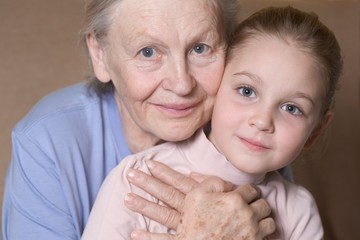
82, 130, 323, 239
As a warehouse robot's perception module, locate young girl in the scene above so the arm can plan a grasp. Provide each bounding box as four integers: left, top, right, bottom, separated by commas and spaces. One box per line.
82, 6, 342, 240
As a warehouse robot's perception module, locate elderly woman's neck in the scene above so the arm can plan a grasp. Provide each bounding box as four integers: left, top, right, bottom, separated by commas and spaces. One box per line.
125, 129, 164, 154
115, 95, 164, 153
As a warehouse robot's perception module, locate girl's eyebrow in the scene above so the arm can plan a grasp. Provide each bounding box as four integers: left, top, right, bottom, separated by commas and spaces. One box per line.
233, 71, 263, 85
291, 92, 315, 106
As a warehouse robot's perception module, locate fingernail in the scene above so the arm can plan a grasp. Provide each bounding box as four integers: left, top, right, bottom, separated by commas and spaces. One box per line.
127, 169, 137, 180
124, 193, 135, 206
130, 230, 141, 239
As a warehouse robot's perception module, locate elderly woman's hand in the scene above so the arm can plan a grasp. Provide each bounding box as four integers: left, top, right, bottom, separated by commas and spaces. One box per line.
125, 160, 276, 239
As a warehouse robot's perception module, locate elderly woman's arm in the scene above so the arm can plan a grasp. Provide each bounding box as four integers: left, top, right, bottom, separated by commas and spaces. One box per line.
125, 160, 276, 240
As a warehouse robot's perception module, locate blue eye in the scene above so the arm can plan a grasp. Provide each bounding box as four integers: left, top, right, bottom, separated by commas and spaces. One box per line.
193, 44, 209, 54
140, 47, 155, 58
281, 104, 302, 116
239, 87, 256, 98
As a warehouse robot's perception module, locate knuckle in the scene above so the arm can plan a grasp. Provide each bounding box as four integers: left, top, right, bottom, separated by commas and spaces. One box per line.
260, 218, 276, 237
202, 176, 231, 192
226, 191, 246, 205
161, 187, 178, 202
159, 187, 185, 212
245, 207, 257, 221
239, 184, 260, 198
160, 208, 179, 229
185, 188, 201, 202
172, 174, 194, 192
257, 198, 272, 215
218, 193, 253, 217
203, 175, 222, 186
267, 218, 276, 233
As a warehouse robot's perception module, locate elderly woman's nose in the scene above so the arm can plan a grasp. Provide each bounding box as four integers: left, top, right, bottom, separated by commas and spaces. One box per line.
162, 58, 196, 96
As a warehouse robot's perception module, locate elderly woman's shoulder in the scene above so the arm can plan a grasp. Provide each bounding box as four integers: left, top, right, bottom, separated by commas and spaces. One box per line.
14, 81, 104, 135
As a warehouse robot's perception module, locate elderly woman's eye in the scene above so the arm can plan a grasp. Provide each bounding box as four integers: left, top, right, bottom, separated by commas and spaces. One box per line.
140, 47, 156, 58
193, 43, 209, 54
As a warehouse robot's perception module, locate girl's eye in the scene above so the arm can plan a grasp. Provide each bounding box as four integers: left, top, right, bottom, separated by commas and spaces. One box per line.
192, 43, 210, 54
281, 104, 303, 116
238, 87, 256, 98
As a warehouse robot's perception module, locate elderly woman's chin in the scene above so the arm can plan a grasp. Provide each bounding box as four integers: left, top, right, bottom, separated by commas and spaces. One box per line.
154, 119, 205, 142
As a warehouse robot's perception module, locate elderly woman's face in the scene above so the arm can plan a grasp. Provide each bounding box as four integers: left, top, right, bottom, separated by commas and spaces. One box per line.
90, 0, 226, 145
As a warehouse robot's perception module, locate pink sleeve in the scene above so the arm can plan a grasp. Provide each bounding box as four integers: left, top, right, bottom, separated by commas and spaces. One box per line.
286, 185, 324, 239
262, 173, 324, 239
82, 156, 155, 240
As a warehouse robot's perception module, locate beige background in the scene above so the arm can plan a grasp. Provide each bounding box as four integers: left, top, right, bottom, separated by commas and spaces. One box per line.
1, 0, 359, 239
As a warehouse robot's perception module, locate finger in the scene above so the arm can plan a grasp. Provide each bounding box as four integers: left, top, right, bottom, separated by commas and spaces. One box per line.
234, 184, 261, 203
127, 168, 185, 210
189, 172, 208, 183
131, 230, 175, 240
148, 160, 199, 194
196, 175, 235, 193
258, 217, 276, 238
125, 193, 180, 229
249, 198, 272, 221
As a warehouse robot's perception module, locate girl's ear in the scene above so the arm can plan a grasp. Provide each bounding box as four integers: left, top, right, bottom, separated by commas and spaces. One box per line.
86, 32, 111, 83
304, 110, 334, 149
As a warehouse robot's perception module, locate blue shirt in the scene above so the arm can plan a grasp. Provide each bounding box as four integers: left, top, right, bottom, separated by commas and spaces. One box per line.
2, 82, 131, 240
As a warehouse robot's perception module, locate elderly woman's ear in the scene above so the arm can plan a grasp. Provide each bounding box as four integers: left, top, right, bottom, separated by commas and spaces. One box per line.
86, 32, 111, 83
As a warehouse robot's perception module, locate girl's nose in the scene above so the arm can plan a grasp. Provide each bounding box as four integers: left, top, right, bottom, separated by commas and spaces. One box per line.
248, 111, 275, 133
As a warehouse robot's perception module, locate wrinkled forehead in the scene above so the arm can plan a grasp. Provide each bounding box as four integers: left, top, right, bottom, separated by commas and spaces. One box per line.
106, 0, 222, 42
111, 0, 221, 27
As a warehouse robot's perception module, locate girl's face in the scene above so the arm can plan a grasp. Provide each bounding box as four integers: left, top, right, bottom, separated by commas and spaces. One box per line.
210, 35, 332, 174
88, 0, 225, 151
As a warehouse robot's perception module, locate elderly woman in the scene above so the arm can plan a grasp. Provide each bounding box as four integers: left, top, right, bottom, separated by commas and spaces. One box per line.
2, 0, 275, 239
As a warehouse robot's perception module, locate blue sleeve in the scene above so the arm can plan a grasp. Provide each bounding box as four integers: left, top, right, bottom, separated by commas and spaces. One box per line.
2, 83, 125, 240
2, 132, 79, 240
